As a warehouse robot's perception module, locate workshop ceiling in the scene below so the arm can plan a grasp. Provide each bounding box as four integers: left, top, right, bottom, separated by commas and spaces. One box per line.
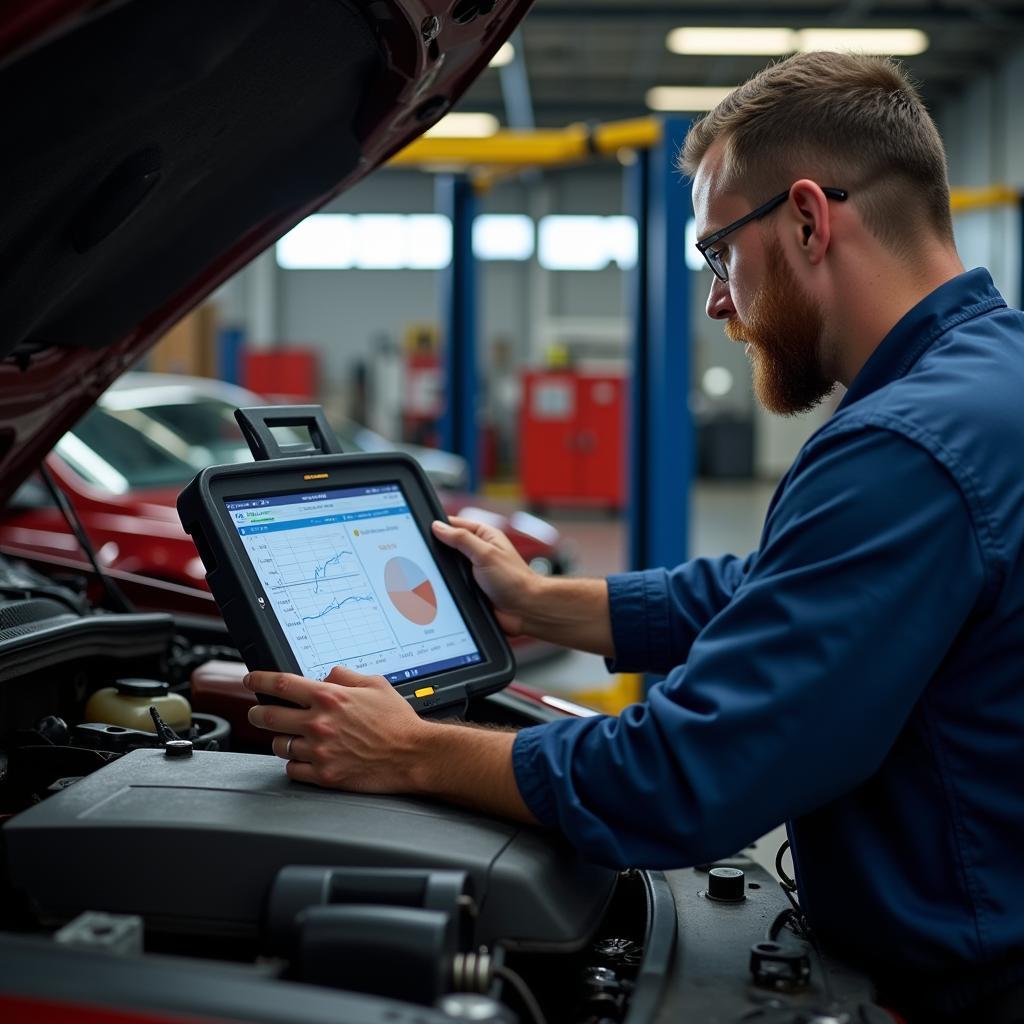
456, 0, 1024, 127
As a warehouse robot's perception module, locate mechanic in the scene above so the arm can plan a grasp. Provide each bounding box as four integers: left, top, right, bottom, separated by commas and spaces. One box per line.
245, 51, 1024, 1024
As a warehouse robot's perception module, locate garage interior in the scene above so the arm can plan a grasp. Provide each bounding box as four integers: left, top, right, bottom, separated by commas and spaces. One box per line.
148, 0, 1024, 699
2, 2, 1024, 1023
155, 2, 1024, 895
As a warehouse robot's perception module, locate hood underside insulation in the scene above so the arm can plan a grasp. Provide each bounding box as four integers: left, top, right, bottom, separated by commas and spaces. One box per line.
0, 0, 380, 357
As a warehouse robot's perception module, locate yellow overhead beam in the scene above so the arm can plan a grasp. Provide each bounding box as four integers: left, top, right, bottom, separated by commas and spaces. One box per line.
388, 117, 663, 172
950, 185, 1020, 213
391, 124, 1023, 212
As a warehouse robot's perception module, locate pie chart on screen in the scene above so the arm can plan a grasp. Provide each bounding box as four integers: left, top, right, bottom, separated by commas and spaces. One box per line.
384, 556, 438, 625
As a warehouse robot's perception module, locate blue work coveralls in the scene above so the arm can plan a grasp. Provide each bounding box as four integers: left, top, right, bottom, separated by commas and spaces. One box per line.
512, 269, 1024, 1016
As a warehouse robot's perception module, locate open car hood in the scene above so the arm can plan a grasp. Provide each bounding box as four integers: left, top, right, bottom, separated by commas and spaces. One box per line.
0, 0, 531, 505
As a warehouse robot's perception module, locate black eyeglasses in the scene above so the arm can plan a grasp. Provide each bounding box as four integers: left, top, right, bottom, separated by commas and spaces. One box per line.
695, 186, 849, 282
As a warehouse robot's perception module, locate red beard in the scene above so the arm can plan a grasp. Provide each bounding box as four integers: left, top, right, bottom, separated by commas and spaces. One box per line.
724, 238, 836, 415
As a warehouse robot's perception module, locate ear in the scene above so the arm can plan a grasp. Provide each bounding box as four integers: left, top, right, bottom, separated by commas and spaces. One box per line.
785, 179, 832, 267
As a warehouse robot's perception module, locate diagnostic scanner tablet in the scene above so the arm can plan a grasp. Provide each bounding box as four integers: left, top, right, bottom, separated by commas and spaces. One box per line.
177, 407, 514, 714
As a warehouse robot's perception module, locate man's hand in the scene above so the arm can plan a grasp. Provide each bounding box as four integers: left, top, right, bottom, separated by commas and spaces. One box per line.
433, 515, 617, 658
245, 666, 428, 792
431, 515, 539, 636
244, 665, 538, 824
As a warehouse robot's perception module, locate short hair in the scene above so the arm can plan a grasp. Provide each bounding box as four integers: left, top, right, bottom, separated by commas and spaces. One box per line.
680, 51, 954, 250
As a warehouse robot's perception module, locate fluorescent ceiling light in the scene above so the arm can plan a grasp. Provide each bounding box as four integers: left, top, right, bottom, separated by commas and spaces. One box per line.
796, 28, 928, 55
489, 42, 515, 67
646, 86, 737, 112
424, 112, 500, 138
667, 26, 796, 55
664, 25, 928, 57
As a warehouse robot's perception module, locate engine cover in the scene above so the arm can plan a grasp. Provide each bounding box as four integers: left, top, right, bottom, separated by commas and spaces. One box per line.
2, 749, 615, 951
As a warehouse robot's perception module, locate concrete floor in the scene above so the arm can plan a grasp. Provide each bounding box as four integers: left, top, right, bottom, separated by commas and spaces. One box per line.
510, 479, 789, 878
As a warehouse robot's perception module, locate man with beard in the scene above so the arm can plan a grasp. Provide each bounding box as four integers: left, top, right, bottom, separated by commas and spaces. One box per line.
245, 51, 1024, 1023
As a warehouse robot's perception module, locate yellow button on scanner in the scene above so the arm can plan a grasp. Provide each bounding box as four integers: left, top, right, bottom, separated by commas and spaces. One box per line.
414, 686, 435, 699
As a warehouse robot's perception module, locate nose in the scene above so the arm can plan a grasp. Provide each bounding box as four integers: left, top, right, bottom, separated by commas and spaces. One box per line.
706, 276, 736, 321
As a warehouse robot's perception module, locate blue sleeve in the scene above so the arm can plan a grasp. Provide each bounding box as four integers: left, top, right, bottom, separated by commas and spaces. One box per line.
605, 553, 756, 674
511, 428, 987, 868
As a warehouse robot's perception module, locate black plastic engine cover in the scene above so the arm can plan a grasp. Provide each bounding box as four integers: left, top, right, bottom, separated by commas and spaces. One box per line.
2, 749, 615, 951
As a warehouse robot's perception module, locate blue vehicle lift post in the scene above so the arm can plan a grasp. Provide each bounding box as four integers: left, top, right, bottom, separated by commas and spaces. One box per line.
436, 174, 480, 492
626, 116, 694, 573
1019, 194, 1024, 309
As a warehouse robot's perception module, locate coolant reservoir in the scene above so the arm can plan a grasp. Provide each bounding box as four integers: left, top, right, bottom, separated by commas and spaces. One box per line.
85, 679, 192, 733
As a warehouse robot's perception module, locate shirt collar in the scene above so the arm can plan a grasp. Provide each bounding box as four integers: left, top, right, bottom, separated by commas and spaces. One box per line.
838, 267, 1006, 410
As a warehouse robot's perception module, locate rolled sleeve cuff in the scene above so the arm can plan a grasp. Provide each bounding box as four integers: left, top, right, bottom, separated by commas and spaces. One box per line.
604, 570, 671, 673
512, 724, 560, 827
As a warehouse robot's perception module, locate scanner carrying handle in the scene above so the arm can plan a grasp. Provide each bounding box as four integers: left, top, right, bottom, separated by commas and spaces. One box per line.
234, 406, 345, 462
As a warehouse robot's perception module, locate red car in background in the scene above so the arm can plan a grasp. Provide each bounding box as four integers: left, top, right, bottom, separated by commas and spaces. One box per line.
0, 378, 571, 660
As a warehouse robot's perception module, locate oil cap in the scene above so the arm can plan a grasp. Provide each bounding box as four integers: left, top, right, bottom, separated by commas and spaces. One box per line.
162, 738, 194, 758
115, 678, 170, 697
707, 866, 746, 902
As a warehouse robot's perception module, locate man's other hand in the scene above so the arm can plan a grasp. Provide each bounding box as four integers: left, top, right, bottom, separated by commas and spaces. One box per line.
245, 666, 428, 792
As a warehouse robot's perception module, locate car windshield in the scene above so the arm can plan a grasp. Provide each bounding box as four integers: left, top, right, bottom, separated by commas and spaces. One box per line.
56, 408, 197, 492
121, 397, 315, 468
131, 397, 257, 465
331, 419, 364, 450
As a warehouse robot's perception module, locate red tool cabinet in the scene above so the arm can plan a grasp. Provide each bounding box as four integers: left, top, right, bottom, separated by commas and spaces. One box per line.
520, 370, 625, 510
243, 349, 319, 402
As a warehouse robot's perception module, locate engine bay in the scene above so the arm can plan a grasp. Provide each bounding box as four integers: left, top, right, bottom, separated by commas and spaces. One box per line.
0, 553, 890, 1024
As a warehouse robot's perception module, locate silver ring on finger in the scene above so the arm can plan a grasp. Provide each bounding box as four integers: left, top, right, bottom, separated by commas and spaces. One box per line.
285, 735, 295, 758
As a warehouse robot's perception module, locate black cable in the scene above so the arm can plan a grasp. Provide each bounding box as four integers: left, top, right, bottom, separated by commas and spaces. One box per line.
38, 465, 135, 613
782, 885, 802, 916
774, 840, 806, 919
775, 839, 797, 892
772, 839, 838, 1008
492, 965, 549, 1024
767, 908, 805, 942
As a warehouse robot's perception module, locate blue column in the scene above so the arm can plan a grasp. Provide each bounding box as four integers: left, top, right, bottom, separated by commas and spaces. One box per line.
1019, 195, 1024, 310
626, 117, 693, 571
217, 325, 246, 385
625, 151, 650, 572
436, 175, 480, 492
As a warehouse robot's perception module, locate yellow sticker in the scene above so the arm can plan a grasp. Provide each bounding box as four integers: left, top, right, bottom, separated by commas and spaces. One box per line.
414, 686, 435, 699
